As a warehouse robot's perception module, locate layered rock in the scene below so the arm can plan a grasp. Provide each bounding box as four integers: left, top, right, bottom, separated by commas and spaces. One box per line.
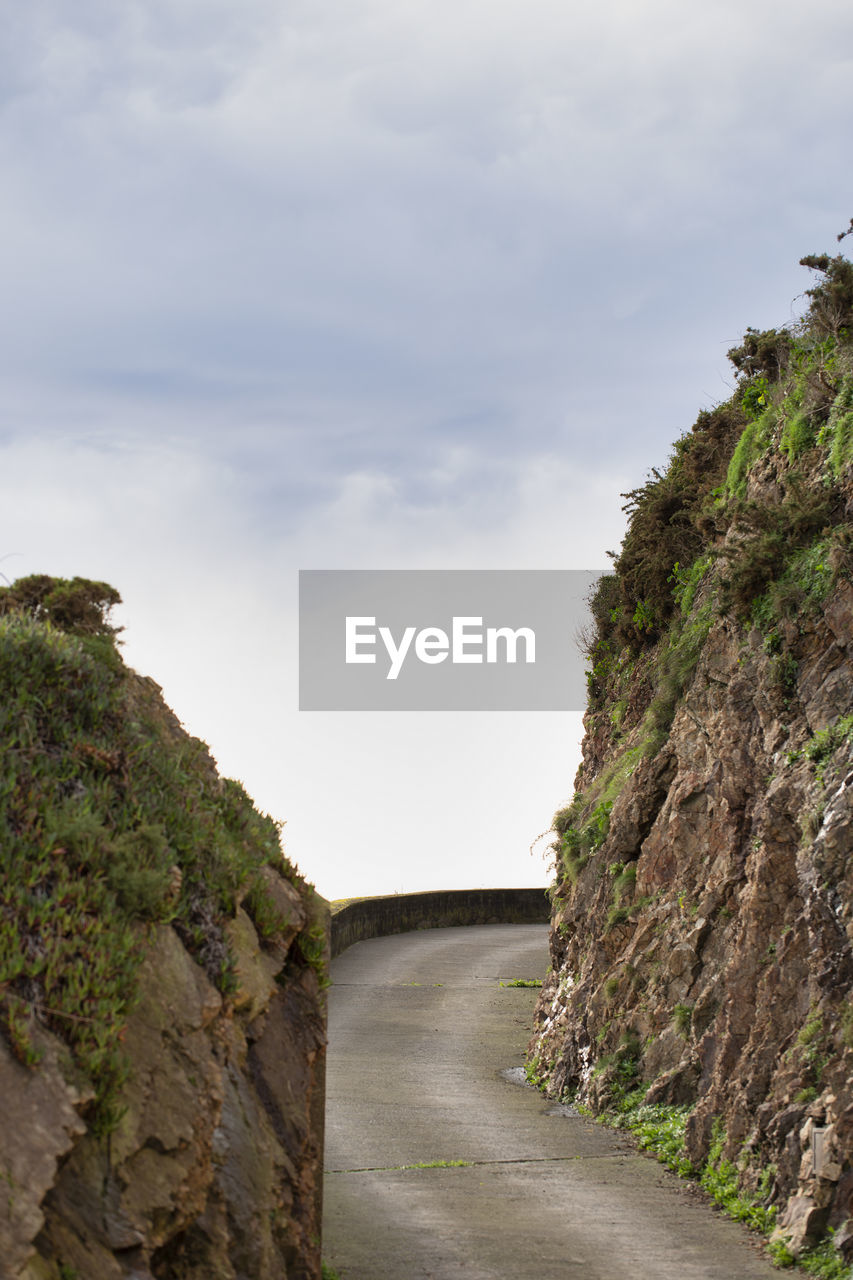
0, 582, 327, 1279
3, 870, 327, 1280
529, 252, 853, 1260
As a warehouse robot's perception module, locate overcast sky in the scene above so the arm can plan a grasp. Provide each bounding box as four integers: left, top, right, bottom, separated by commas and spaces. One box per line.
3, 0, 852, 898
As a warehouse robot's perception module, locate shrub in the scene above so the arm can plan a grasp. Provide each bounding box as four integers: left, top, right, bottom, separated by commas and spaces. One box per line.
727, 327, 792, 381
555, 798, 613, 884
750, 536, 839, 634
585, 637, 617, 706
804, 715, 853, 767
719, 485, 836, 621
669, 556, 711, 615
0, 574, 122, 637
611, 464, 705, 648
587, 800, 612, 851
800, 252, 853, 336
582, 398, 745, 669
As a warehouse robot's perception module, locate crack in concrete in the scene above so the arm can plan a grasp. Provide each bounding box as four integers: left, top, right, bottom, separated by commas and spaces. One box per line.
327, 1152, 631, 1174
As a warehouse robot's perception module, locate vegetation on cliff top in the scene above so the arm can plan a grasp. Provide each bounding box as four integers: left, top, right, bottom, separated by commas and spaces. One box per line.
0, 576, 315, 1131
569, 248, 853, 833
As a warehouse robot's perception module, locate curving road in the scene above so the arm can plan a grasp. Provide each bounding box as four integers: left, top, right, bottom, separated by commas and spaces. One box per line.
323, 923, 779, 1280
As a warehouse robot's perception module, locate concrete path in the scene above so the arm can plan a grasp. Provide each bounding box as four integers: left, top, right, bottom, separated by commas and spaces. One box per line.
323, 924, 779, 1279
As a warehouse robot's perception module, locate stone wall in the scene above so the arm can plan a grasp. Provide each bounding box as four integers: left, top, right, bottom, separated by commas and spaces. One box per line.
331, 887, 550, 957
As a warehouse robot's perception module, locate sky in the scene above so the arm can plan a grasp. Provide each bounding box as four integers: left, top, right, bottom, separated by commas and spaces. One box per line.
2, 0, 852, 899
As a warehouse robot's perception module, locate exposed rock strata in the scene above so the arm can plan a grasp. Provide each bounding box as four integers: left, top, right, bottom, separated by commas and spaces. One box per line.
530, 258, 853, 1262
5, 890, 326, 1280
0, 586, 327, 1280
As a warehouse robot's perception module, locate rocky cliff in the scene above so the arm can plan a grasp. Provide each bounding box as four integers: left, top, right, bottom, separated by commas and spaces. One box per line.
529, 250, 853, 1261
0, 578, 327, 1280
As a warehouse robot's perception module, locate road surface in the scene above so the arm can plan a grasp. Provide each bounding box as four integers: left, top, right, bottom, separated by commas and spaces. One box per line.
323, 923, 779, 1279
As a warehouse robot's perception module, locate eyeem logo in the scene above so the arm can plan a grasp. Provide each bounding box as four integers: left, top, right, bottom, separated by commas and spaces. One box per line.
299, 570, 604, 711
345, 616, 536, 680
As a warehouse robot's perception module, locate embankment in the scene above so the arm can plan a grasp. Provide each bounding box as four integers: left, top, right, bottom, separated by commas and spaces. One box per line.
529, 250, 853, 1263
0, 578, 327, 1280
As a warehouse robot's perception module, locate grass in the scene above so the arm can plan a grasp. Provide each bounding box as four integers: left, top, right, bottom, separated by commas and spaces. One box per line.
556, 798, 612, 883
751, 536, 840, 633
805, 715, 853, 771
329, 893, 396, 913
699, 1122, 776, 1235
499, 979, 542, 988
0, 583, 314, 1132
612, 864, 637, 905
669, 556, 712, 616
327, 1158, 473, 1173
781, 409, 819, 460
788, 1236, 853, 1278
672, 1002, 693, 1038
618, 1096, 695, 1178
818, 372, 853, 477
794, 1008, 831, 1091
554, 605, 714, 901
726, 405, 776, 496
562, 1089, 853, 1277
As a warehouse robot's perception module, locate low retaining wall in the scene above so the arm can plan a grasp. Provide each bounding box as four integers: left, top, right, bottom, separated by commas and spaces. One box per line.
330, 887, 550, 958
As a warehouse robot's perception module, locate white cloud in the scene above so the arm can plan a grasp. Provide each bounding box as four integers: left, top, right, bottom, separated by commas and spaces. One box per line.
0, 430, 616, 895
2, 0, 852, 894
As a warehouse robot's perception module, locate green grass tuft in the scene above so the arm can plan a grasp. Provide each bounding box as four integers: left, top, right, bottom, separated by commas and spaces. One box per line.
781, 409, 819, 459
819, 373, 853, 477
402, 1159, 472, 1169
672, 1002, 693, 1038
699, 1122, 776, 1234
726, 406, 776, 496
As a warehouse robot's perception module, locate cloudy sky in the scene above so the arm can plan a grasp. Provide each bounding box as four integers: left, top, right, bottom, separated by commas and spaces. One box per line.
3, 0, 852, 898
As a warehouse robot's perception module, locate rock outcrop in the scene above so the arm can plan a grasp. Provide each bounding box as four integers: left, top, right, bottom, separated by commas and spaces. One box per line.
0, 579, 327, 1279
529, 251, 853, 1260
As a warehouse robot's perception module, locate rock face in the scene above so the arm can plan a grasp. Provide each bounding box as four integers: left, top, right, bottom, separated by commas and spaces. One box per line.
0, 580, 327, 1280
529, 254, 853, 1260
4, 881, 327, 1280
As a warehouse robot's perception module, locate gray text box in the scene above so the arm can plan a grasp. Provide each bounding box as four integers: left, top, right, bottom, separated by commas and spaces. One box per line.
299, 570, 604, 711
